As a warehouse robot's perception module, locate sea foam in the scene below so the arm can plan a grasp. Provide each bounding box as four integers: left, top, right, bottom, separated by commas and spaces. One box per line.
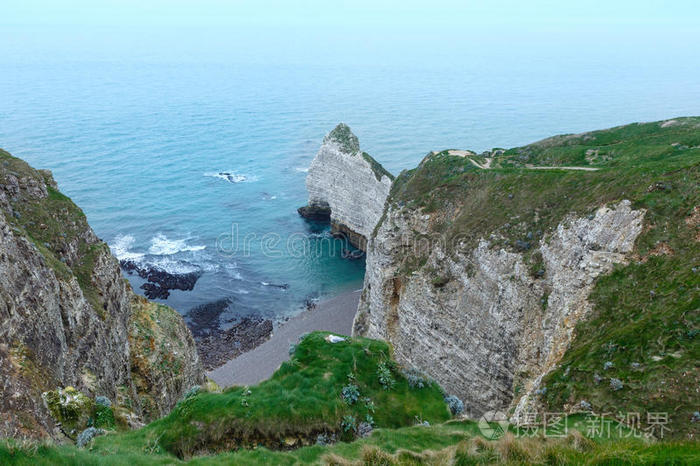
149, 234, 206, 255
110, 234, 145, 261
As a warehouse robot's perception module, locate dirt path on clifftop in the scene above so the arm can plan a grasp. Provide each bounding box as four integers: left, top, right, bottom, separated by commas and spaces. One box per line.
467, 157, 598, 171
524, 164, 599, 171
207, 290, 361, 387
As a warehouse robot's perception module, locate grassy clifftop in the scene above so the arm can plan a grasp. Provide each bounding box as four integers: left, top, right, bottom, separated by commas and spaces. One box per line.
148, 332, 450, 457
2, 334, 698, 464
388, 117, 699, 252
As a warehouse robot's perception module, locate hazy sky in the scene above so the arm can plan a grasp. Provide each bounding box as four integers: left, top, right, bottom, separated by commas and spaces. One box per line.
2, 1, 699, 64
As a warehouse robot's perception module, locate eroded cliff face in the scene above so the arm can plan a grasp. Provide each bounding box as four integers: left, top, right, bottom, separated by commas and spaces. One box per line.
0, 150, 203, 439
354, 200, 645, 418
302, 124, 393, 250
349, 118, 700, 438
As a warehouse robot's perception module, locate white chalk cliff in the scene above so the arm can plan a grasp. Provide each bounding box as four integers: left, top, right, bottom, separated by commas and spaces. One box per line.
353, 199, 645, 419
302, 124, 393, 250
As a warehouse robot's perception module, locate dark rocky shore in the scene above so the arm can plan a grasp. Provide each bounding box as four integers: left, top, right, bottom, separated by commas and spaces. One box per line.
185, 298, 273, 370
297, 204, 331, 221
120, 259, 201, 299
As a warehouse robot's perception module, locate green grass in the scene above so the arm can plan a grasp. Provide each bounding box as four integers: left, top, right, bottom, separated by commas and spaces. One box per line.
48, 332, 448, 459
541, 253, 699, 438
362, 151, 394, 182
2, 416, 698, 465
6, 336, 694, 465
0, 332, 455, 464
147, 332, 449, 457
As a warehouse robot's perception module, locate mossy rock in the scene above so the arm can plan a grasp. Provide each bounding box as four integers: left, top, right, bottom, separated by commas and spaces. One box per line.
42, 387, 95, 438
326, 123, 360, 154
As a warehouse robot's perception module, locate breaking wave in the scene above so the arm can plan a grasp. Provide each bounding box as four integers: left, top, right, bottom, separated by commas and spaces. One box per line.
148, 234, 206, 255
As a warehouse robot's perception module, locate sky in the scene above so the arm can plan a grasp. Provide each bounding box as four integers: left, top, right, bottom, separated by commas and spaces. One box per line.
2, 1, 699, 64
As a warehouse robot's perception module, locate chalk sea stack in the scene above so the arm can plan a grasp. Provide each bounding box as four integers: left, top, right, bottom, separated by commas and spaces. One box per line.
299, 123, 394, 251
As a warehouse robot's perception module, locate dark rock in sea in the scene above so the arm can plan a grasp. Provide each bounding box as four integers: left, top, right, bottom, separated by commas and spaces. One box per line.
144, 267, 200, 291
120, 259, 141, 275
341, 248, 365, 260
298, 204, 332, 222
141, 282, 170, 300
304, 297, 318, 311
186, 298, 232, 338
119, 259, 201, 300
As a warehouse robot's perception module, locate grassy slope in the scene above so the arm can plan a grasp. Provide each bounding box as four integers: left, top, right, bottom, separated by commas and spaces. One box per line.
389, 118, 700, 253
0, 332, 456, 463
383, 118, 700, 438
147, 332, 449, 457
2, 416, 698, 464
1, 332, 448, 462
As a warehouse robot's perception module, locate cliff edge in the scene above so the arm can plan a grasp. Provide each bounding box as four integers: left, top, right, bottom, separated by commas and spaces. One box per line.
0, 149, 204, 439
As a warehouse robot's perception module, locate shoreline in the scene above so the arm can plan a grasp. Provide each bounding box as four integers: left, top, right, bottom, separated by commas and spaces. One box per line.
207, 288, 362, 387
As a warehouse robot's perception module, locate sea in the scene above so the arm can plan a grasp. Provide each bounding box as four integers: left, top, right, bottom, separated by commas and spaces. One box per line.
2, 49, 699, 324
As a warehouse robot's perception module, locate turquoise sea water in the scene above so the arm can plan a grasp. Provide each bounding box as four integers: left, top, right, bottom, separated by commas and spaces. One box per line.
1, 54, 699, 323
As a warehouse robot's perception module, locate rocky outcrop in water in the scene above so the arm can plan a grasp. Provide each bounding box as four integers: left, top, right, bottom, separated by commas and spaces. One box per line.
0, 149, 204, 439
300, 124, 393, 250
120, 259, 201, 299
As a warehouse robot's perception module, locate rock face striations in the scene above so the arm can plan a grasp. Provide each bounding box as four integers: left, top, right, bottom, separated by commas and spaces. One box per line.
300, 124, 393, 250
355, 199, 644, 418
0, 149, 203, 439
